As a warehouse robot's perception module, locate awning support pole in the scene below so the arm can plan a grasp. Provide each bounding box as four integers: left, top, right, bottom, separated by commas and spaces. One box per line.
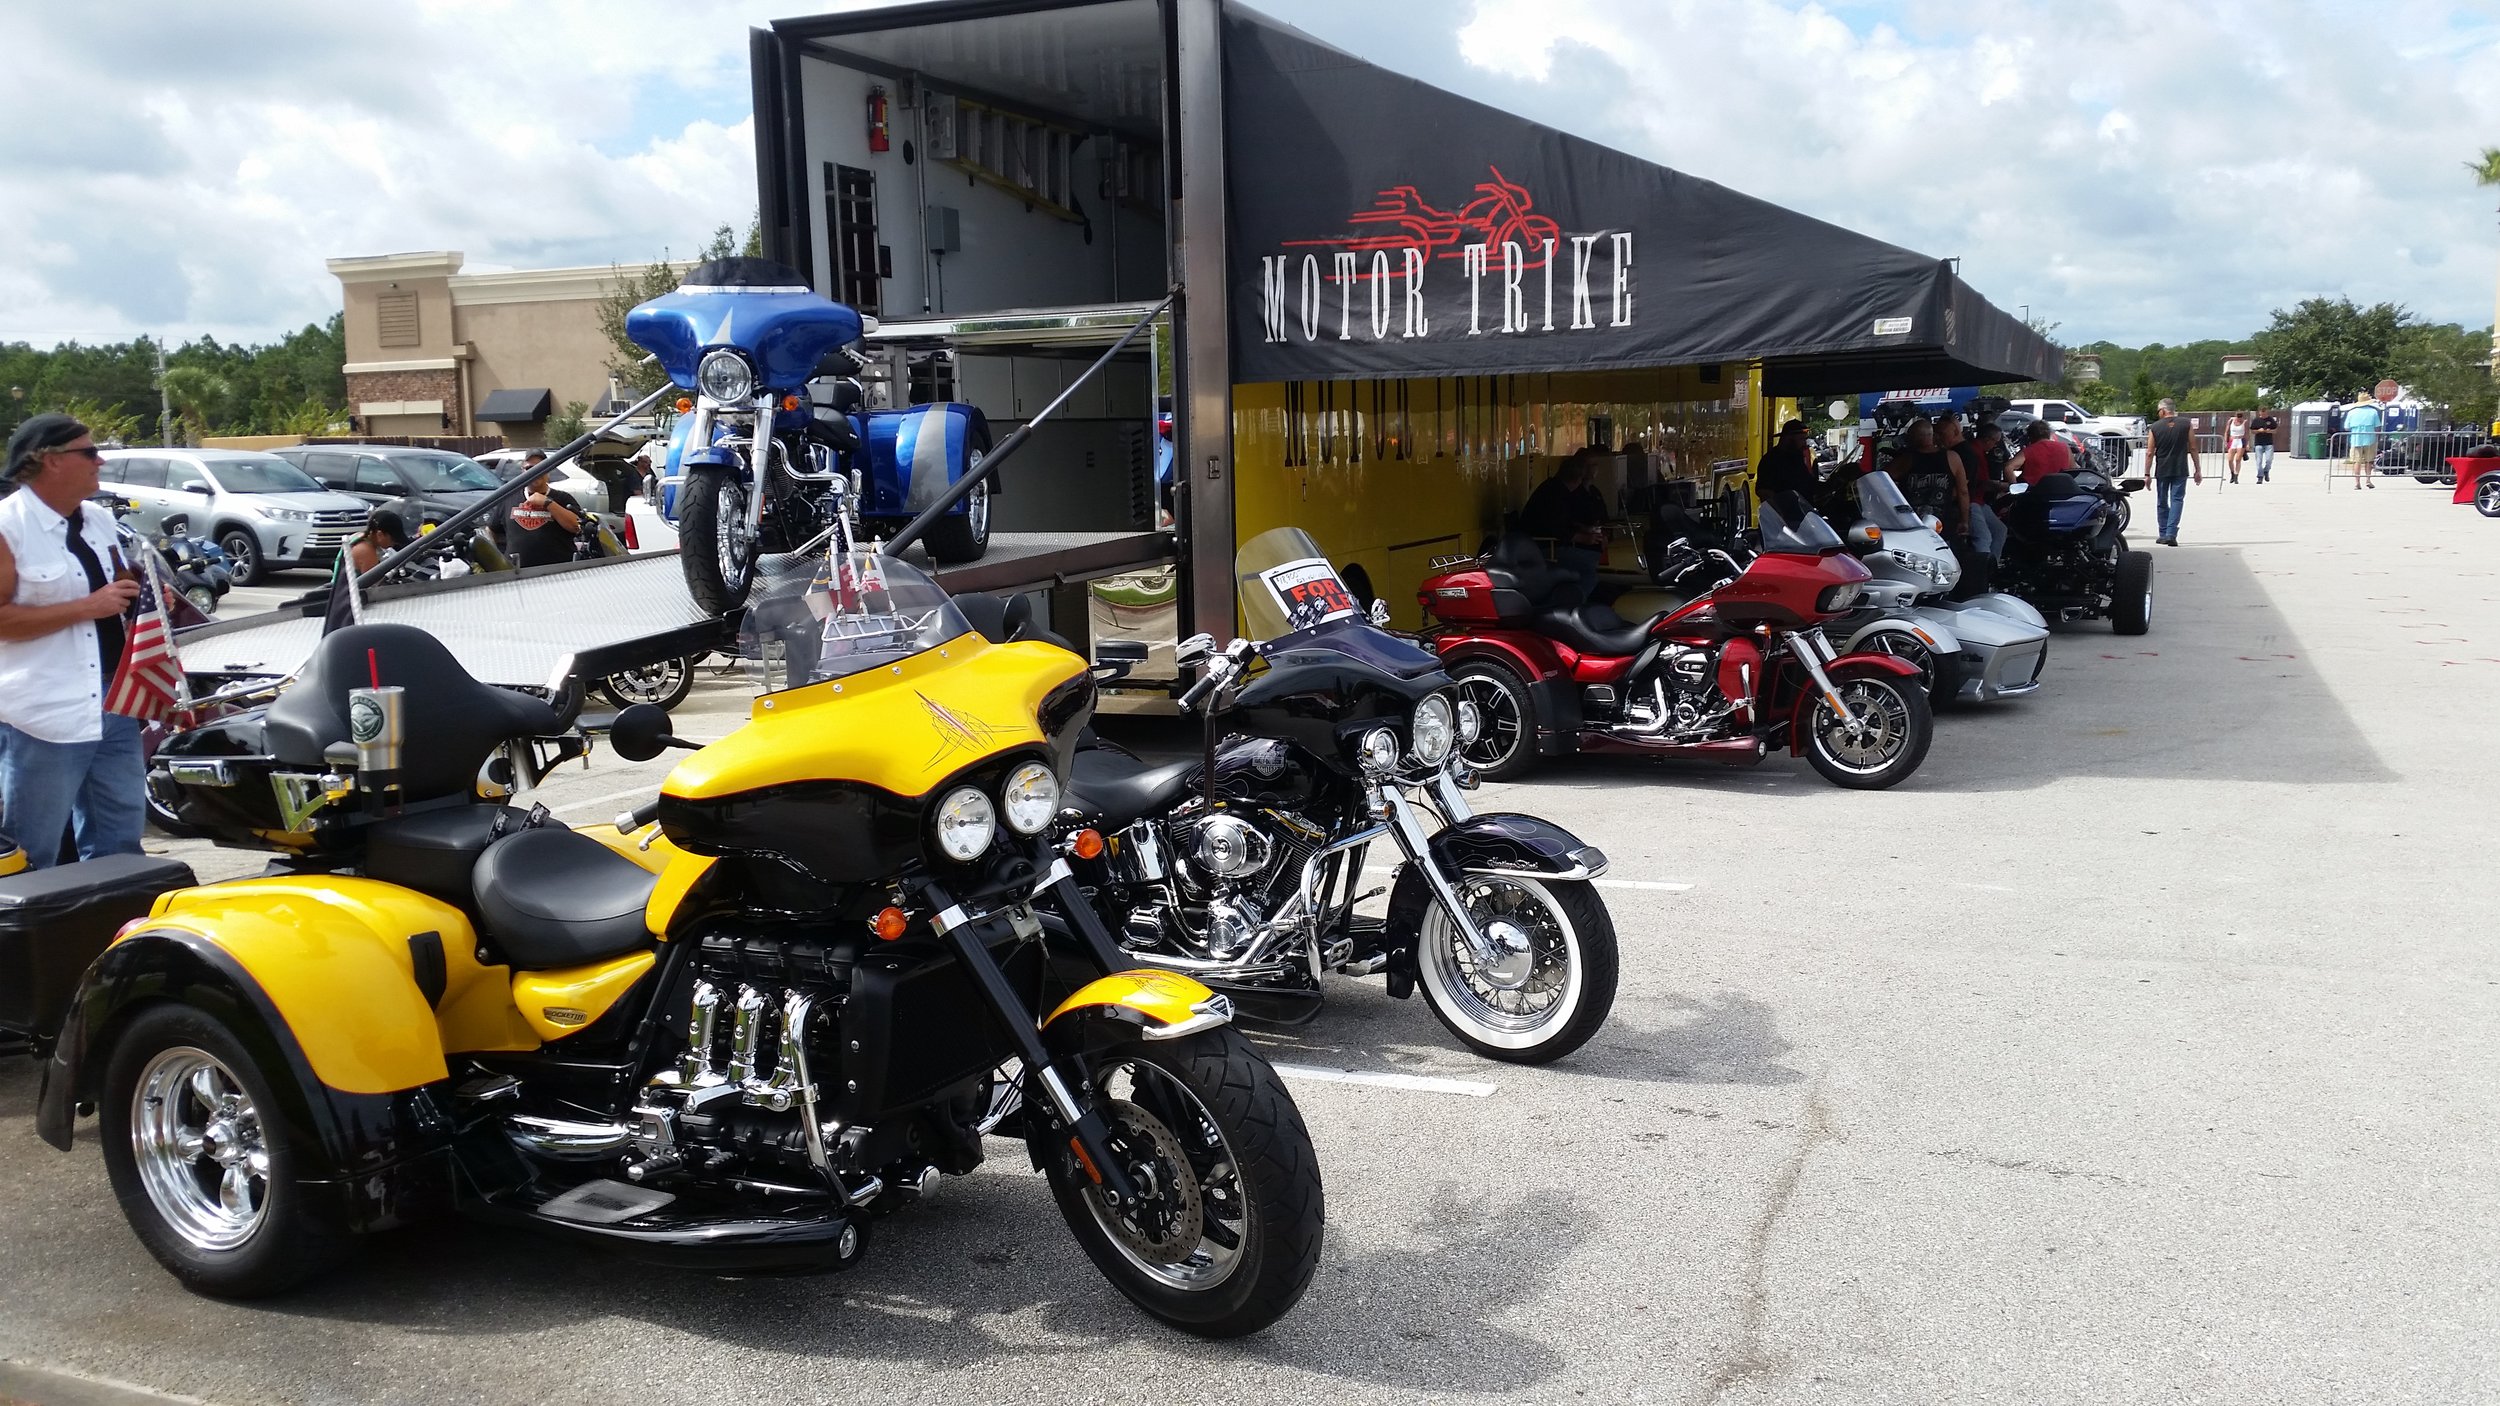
1173, 0, 1234, 643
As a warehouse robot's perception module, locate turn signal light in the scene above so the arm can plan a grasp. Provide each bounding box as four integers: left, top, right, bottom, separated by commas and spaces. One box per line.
781, 394, 802, 412
871, 907, 909, 941
1068, 1135, 1104, 1185
674, 397, 694, 414
1068, 828, 1105, 860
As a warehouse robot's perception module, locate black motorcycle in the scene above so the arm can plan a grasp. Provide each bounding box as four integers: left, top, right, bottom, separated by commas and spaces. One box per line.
1049, 528, 1620, 1064
1995, 465, 2152, 635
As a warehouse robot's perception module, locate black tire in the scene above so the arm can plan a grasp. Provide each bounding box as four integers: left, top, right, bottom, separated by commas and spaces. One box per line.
598, 656, 696, 711
143, 771, 196, 839
2414, 473, 2444, 485
677, 466, 757, 616
1448, 657, 1538, 781
2112, 548, 2153, 635
1406, 871, 1618, 1064
1801, 668, 1932, 790
923, 427, 995, 564
1039, 1027, 1323, 1338
98, 1004, 357, 1297
2476, 476, 2500, 519
216, 529, 264, 586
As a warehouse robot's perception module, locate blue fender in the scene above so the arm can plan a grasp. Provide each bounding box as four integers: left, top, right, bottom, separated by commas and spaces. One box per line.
859, 403, 989, 519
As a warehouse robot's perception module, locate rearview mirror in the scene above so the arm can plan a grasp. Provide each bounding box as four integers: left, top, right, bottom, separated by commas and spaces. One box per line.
2118, 477, 2147, 493
1175, 633, 1215, 667
607, 703, 682, 763
1368, 598, 1392, 626
1095, 639, 1149, 665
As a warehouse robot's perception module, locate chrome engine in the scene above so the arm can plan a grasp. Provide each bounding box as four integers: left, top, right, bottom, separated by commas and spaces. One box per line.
1618, 642, 1741, 739
1110, 803, 1329, 970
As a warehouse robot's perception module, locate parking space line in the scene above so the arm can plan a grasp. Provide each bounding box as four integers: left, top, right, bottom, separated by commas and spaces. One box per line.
1270, 1063, 1497, 1097
1361, 864, 1692, 893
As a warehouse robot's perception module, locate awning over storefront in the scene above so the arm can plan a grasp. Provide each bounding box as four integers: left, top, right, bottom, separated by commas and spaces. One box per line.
1221, 4, 2059, 391
475, 387, 554, 423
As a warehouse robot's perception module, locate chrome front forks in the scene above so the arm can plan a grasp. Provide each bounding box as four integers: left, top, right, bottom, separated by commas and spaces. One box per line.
1785, 627, 1860, 726
1374, 776, 1507, 971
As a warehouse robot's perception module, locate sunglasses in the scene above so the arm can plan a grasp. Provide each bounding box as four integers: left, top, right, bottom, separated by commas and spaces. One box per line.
47, 444, 103, 462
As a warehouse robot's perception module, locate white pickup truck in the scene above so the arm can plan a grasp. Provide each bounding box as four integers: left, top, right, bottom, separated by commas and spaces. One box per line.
2007, 397, 2144, 438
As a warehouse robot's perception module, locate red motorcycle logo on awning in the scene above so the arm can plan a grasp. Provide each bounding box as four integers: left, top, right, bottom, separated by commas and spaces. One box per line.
1282, 165, 1563, 279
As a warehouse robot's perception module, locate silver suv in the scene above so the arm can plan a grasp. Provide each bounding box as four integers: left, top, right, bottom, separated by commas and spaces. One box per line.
98, 449, 368, 583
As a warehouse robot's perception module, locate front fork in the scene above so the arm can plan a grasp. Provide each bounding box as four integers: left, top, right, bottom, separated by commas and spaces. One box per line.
1783, 627, 1859, 726
920, 862, 1141, 1205
1374, 772, 1511, 971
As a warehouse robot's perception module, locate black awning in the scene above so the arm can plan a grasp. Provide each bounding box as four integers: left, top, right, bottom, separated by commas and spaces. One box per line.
474, 387, 555, 423
1221, 4, 2059, 389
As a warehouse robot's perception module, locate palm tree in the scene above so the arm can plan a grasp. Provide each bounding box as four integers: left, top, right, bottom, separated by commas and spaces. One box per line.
2479, 148, 2500, 417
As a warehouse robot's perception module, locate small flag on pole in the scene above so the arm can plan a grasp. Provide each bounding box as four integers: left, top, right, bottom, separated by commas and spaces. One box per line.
106, 552, 186, 723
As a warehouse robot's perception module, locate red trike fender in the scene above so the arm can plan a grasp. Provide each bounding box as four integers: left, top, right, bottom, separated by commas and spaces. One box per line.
1784, 652, 1922, 755
1435, 634, 1565, 686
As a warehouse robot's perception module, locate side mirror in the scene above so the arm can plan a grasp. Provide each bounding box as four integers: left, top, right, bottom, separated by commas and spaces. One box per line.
2064, 412, 2085, 424
1368, 598, 1392, 627
2118, 477, 2147, 493
1175, 633, 1216, 667
187, 482, 212, 494
1845, 524, 1878, 547
607, 702, 686, 763
1095, 639, 1149, 666
1923, 515, 1945, 535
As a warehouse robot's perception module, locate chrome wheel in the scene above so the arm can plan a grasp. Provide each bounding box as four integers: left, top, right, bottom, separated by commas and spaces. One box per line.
2477, 477, 2500, 518
131, 1048, 269, 1253
1416, 874, 1585, 1044
965, 453, 990, 543
1863, 631, 1937, 688
1811, 678, 1916, 776
1451, 669, 1528, 775
713, 478, 754, 592
1079, 1057, 1247, 1292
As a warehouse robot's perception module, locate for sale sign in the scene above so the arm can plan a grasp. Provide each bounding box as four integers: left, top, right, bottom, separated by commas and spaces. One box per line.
1257, 557, 1358, 632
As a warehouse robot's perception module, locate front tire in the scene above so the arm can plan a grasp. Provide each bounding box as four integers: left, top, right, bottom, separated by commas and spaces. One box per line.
2112, 548, 2153, 635
1039, 1028, 1323, 1338
1802, 669, 1932, 789
677, 466, 757, 615
98, 1005, 355, 1298
1409, 872, 1618, 1064
1448, 658, 1538, 781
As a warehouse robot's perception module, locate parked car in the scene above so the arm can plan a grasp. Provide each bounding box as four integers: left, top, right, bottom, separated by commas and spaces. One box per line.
97, 449, 366, 584
273, 444, 503, 535
2007, 397, 2144, 439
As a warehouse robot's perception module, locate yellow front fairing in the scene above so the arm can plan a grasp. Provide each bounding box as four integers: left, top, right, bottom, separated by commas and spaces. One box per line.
662, 635, 1086, 803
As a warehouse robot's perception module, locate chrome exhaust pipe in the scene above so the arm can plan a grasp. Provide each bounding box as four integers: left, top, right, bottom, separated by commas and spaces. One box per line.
507, 1116, 634, 1160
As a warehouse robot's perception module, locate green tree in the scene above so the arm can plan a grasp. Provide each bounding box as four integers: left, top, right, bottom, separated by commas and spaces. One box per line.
51, 395, 144, 446
2182, 382, 2261, 412
2128, 370, 2161, 420
2250, 297, 2411, 403
546, 400, 591, 443
158, 365, 234, 444
2390, 321, 2499, 429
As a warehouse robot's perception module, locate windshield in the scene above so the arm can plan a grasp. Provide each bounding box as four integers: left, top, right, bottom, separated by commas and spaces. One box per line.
395, 452, 499, 492
1236, 527, 1361, 640
206, 457, 322, 494
1757, 495, 1845, 554
1854, 471, 1928, 532
737, 538, 974, 693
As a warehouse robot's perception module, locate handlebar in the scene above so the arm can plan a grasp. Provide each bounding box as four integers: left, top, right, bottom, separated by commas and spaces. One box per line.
1176, 637, 1261, 714
616, 800, 661, 832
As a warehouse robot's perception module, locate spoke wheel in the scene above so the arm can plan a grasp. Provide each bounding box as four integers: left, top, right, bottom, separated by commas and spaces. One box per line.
1449, 660, 1536, 780
2477, 476, 2500, 519
677, 466, 757, 615
1409, 871, 1618, 1063
597, 655, 696, 710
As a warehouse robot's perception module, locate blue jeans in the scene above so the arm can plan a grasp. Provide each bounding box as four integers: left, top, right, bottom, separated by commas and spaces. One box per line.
2155, 475, 2188, 542
2253, 445, 2274, 481
1969, 503, 2007, 559
0, 715, 146, 869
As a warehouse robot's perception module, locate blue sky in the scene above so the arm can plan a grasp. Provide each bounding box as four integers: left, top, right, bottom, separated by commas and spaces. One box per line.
2, 0, 2495, 349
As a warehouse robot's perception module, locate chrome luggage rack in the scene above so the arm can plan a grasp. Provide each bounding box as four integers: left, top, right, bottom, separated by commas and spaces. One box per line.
1425, 552, 1482, 571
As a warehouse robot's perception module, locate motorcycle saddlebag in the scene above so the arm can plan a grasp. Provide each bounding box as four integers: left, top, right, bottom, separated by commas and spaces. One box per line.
0, 854, 196, 1036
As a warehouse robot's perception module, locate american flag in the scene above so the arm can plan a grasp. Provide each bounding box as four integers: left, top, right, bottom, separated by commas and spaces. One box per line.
106, 555, 185, 723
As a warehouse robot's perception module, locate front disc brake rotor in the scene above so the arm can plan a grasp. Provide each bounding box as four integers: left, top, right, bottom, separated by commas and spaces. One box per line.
1088, 1099, 1205, 1262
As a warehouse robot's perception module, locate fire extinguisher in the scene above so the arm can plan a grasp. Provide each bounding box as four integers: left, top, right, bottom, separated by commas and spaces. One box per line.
867, 87, 890, 153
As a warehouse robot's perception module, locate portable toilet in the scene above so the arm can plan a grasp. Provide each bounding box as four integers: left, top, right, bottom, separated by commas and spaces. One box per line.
2289, 400, 2335, 457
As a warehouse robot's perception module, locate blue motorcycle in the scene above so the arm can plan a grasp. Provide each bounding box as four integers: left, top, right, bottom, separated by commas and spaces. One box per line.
626, 257, 992, 614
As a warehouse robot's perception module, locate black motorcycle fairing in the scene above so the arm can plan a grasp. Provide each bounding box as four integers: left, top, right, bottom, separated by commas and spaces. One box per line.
1231, 619, 1453, 774
1207, 736, 1330, 814
40, 931, 449, 1229
1381, 813, 1607, 937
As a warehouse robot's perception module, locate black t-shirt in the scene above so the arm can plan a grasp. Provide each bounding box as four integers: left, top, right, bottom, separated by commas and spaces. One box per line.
505, 488, 584, 568
2149, 418, 2195, 480
1755, 446, 1817, 506
1520, 476, 1606, 545
1893, 449, 1959, 518
2250, 414, 2277, 446
62, 512, 126, 681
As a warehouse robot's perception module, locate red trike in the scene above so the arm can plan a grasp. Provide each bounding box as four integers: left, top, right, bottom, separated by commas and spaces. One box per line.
1415, 497, 1934, 789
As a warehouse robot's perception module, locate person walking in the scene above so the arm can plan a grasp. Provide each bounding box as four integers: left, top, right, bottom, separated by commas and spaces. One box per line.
2224, 413, 2247, 484
2343, 398, 2381, 489
2248, 405, 2278, 483
2142, 400, 2198, 545
0, 414, 145, 868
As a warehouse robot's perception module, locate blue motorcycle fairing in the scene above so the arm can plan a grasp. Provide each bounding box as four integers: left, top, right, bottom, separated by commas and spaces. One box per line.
2044, 497, 2103, 534
625, 286, 865, 391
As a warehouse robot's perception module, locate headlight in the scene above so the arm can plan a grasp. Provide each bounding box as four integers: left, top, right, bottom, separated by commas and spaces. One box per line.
1455, 698, 1482, 745
266, 508, 310, 522
1817, 582, 1863, 613
1356, 727, 1399, 775
933, 786, 996, 861
1410, 693, 1454, 765
999, 761, 1060, 836
697, 350, 755, 405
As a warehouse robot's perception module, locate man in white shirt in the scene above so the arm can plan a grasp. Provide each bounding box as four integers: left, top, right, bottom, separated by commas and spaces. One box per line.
0, 414, 145, 866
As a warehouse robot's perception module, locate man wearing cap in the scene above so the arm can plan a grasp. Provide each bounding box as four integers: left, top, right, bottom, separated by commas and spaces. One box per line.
1755, 420, 1819, 506
0, 414, 145, 866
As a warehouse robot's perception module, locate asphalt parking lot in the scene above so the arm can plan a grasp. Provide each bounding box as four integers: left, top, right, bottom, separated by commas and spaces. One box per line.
4, 462, 2495, 1405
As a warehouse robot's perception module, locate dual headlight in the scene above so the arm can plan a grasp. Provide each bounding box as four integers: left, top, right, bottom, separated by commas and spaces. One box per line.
1355, 692, 1474, 775
696, 349, 756, 406
932, 760, 1061, 862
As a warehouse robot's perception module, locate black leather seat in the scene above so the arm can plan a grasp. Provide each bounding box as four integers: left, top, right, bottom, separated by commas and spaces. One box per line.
1536, 602, 1656, 656
264, 624, 562, 805
1068, 750, 1199, 828
472, 828, 658, 969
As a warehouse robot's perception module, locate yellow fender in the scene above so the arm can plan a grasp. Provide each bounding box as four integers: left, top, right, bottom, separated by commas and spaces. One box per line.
141, 876, 538, 1095
1044, 970, 1234, 1040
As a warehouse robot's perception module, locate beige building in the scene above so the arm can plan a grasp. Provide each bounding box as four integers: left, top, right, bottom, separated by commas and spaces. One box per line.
330, 252, 688, 443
